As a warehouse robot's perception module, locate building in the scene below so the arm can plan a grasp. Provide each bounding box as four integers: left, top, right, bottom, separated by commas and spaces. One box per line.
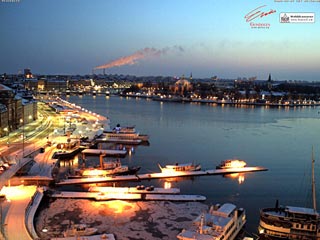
0, 84, 37, 136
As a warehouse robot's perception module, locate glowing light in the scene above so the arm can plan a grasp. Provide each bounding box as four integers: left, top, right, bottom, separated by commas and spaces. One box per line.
104, 200, 135, 214
164, 182, 172, 189
238, 174, 245, 184
0, 185, 37, 201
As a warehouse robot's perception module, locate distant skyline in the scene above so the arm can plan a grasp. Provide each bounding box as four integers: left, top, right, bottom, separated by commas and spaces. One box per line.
1, 0, 319, 81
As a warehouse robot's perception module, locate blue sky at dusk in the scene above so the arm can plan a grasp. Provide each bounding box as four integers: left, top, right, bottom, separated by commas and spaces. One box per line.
0, 0, 319, 81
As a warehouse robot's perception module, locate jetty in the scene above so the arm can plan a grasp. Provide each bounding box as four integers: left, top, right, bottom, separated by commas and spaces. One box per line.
96, 137, 142, 145
88, 186, 180, 194
81, 149, 127, 158
51, 190, 206, 201
56, 166, 267, 185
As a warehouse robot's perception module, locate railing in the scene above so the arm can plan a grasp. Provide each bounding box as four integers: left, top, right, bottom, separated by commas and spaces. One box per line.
25, 188, 44, 240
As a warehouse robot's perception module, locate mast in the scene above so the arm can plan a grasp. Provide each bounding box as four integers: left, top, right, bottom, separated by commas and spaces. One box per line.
312, 146, 317, 211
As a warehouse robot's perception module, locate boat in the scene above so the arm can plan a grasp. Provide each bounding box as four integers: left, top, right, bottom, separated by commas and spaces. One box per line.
177, 203, 246, 240
258, 149, 320, 239
158, 162, 201, 173
103, 124, 149, 142
216, 159, 247, 169
63, 223, 98, 237
76, 156, 140, 177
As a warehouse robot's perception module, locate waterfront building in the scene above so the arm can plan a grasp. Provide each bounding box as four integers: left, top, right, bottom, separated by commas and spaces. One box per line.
0, 84, 37, 135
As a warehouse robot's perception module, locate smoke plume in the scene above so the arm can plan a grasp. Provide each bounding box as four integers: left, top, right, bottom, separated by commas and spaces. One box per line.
94, 46, 184, 70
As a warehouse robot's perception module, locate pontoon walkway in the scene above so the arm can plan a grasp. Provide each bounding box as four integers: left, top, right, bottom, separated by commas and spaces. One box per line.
56, 166, 267, 185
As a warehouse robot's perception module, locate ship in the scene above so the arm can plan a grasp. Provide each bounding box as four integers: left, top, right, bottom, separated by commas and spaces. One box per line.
258, 149, 320, 239
177, 203, 246, 240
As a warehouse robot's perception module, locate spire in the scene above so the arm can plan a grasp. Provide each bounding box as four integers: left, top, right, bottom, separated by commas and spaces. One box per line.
268, 73, 272, 82
190, 72, 193, 80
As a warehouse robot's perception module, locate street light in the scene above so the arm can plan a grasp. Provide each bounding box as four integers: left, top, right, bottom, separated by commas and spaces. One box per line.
20, 119, 24, 160
3, 128, 9, 146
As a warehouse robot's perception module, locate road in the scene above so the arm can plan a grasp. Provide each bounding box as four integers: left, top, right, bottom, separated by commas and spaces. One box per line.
2, 185, 37, 240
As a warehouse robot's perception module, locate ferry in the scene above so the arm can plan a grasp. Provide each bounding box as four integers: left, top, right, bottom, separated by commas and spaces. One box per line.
177, 203, 246, 240
216, 159, 247, 169
258, 150, 320, 239
158, 162, 201, 173
63, 223, 98, 237
103, 126, 149, 142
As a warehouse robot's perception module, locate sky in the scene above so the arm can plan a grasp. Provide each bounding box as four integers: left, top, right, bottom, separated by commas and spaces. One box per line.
0, 0, 319, 81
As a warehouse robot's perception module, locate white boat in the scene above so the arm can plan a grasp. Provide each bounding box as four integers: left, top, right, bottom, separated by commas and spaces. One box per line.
158, 162, 201, 173
63, 223, 98, 237
79, 159, 140, 177
104, 130, 149, 141
216, 159, 247, 169
258, 149, 320, 239
177, 203, 246, 240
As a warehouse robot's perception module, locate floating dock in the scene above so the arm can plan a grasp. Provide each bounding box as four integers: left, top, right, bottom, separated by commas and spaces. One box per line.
96, 138, 142, 145
56, 166, 267, 186
51, 191, 205, 201
88, 186, 180, 194
51, 233, 115, 240
81, 149, 127, 157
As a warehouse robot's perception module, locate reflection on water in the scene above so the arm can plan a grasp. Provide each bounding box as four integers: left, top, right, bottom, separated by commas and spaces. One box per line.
223, 173, 246, 184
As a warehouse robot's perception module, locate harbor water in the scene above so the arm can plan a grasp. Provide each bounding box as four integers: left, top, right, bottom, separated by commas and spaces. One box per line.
63, 94, 320, 234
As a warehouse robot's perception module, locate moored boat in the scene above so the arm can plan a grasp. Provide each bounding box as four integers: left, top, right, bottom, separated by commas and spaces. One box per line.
258, 149, 320, 239
103, 130, 149, 142
177, 203, 246, 240
158, 162, 201, 173
216, 159, 247, 169
77, 159, 140, 177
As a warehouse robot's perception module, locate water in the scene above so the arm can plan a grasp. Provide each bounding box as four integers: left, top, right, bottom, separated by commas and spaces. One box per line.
64, 94, 320, 233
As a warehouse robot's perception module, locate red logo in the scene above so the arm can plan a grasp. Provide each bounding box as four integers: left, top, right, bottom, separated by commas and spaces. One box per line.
245, 5, 276, 29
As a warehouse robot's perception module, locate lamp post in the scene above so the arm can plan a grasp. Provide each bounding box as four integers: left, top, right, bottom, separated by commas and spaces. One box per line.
3, 128, 9, 146
20, 119, 24, 160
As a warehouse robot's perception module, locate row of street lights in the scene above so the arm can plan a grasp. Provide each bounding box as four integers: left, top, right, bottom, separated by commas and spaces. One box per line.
1, 115, 33, 159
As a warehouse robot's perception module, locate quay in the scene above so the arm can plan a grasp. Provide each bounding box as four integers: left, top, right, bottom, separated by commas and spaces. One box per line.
81, 149, 127, 157
51, 190, 206, 201
56, 166, 268, 185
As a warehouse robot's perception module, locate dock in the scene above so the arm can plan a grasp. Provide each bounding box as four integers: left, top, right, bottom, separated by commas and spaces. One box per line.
88, 186, 180, 194
81, 149, 127, 157
51, 233, 115, 240
56, 166, 268, 185
51, 190, 205, 201
96, 138, 142, 145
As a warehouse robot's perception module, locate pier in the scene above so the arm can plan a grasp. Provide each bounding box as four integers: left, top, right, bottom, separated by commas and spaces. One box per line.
81, 149, 127, 158
88, 186, 180, 194
96, 138, 142, 145
56, 166, 268, 185
51, 190, 206, 201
